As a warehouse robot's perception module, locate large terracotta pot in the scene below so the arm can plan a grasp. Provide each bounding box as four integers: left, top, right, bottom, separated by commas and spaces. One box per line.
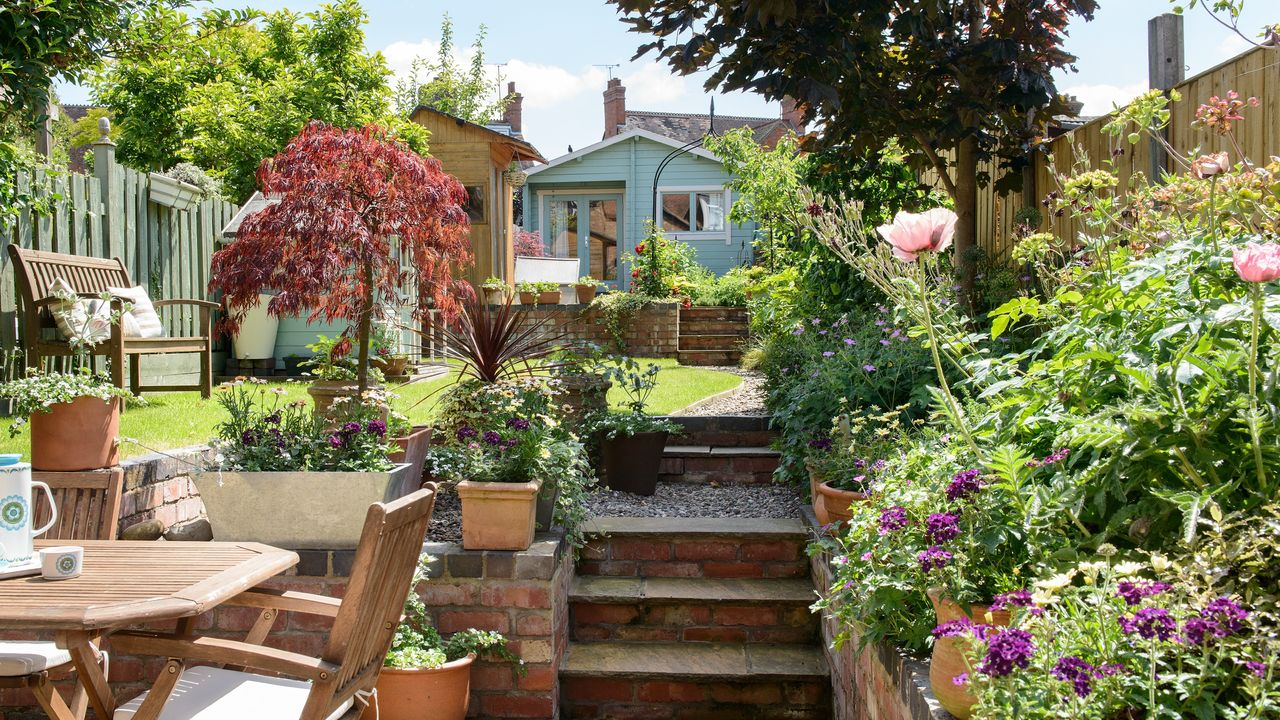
575, 284, 598, 304
928, 589, 1011, 719
362, 654, 475, 720
805, 460, 829, 525
816, 480, 867, 527
389, 426, 433, 495
600, 431, 669, 496
30, 396, 120, 471
307, 380, 360, 418
456, 478, 542, 551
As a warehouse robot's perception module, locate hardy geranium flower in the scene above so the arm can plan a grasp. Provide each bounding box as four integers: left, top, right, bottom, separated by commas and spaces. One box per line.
876, 208, 958, 262
1232, 242, 1280, 283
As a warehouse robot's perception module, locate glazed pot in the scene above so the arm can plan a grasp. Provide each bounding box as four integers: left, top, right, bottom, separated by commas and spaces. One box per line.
805, 460, 829, 525
518, 291, 538, 306
456, 478, 542, 551
537, 290, 560, 305
389, 426, 433, 495
361, 654, 475, 720
30, 396, 120, 471
927, 589, 1011, 719
535, 483, 560, 532
816, 480, 867, 527
600, 431, 669, 496
575, 284, 598, 304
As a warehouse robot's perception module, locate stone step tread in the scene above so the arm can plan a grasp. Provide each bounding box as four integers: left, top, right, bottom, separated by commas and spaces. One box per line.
586, 516, 805, 539
663, 445, 781, 458
561, 642, 826, 681
571, 576, 815, 605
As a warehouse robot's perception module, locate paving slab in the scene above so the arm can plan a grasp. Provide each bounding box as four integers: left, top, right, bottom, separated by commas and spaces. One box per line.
745, 644, 829, 680
708, 446, 781, 456
570, 576, 643, 603
641, 577, 815, 604
562, 642, 750, 679
586, 516, 806, 538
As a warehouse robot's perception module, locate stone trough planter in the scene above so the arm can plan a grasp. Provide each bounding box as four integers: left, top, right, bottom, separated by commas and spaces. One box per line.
193, 463, 414, 548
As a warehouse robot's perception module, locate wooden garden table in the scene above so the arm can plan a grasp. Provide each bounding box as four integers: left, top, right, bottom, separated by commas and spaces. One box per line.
0, 539, 299, 720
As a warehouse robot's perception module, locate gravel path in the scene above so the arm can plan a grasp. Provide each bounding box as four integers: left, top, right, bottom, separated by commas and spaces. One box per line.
674, 367, 767, 416
586, 482, 800, 519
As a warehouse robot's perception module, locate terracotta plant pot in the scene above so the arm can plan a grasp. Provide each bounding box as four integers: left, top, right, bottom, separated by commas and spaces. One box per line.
927, 589, 1011, 719
805, 460, 830, 525
600, 431, 669, 496
30, 396, 120, 471
456, 478, 542, 551
362, 654, 475, 720
389, 426, 433, 496
372, 356, 409, 377
816, 480, 867, 527
538, 290, 561, 305
484, 288, 506, 305
575, 284, 598, 304
518, 291, 538, 305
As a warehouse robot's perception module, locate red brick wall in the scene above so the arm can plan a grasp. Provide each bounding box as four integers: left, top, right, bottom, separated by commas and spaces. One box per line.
519, 301, 679, 358
117, 447, 210, 533
580, 534, 807, 581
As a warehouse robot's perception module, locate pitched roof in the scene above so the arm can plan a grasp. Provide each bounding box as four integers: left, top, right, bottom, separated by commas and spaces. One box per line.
622, 110, 798, 145
525, 128, 721, 177
409, 105, 546, 163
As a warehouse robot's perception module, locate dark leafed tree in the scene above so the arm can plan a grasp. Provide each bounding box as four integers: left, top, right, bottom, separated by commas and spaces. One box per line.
209, 121, 474, 392
607, 0, 1097, 300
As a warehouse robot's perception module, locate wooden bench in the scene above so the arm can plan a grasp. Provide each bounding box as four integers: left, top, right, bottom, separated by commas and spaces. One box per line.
8, 246, 216, 398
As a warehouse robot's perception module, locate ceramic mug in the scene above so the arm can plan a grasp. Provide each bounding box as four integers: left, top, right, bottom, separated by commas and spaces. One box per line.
40, 546, 83, 580
0, 456, 57, 570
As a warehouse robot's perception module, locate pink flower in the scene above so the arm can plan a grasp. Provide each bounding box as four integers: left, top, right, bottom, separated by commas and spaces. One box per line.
1233, 242, 1280, 283
876, 208, 958, 262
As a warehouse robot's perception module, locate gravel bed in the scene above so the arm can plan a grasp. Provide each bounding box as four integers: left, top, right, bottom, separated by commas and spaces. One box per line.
586, 481, 801, 519
425, 483, 463, 544
674, 366, 768, 416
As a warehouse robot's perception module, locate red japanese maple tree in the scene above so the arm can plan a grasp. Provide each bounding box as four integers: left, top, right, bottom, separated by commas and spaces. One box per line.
210, 121, 473, 391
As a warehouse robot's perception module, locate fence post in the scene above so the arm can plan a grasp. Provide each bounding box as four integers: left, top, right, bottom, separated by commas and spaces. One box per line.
92, 118, 124, 261
1148, 13, 1185, 181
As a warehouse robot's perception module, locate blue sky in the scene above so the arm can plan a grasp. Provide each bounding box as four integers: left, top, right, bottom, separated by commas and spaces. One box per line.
57, 1, 1274, 159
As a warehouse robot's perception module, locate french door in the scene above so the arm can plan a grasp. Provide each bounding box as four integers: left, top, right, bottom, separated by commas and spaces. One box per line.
544, 194, 622, 285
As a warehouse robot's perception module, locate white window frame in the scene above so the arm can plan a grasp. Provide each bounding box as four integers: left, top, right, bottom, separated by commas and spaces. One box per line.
657, 186, 732, 245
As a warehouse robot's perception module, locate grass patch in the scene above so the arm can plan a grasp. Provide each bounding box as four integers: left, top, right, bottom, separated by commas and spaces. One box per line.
0, 360, 739, 459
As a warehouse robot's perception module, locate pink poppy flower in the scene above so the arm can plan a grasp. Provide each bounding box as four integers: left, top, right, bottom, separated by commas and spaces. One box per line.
1191, 151, 1230, 180
876, 208, 958, 262
1233, 242, 1280, 283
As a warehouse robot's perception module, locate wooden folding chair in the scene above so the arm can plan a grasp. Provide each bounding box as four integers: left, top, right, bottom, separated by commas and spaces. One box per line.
0, 469, 123, 719
109, 485, 438, 720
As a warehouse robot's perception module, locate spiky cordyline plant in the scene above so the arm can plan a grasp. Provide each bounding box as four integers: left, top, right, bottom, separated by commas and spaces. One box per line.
440, 293, 568, 384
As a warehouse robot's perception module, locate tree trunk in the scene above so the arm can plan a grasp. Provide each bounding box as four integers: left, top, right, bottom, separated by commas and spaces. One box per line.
954, 135, 979, 314
356, 257, 375, 393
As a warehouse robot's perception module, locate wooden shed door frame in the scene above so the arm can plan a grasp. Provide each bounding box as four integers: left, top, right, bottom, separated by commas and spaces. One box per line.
540, 192, 624, 287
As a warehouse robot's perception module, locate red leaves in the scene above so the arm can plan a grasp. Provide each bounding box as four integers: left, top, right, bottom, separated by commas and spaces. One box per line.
210, 121, 474, 336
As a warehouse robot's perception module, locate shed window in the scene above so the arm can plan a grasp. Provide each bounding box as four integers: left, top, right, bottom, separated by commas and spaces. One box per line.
463, 186, 485, 223
659, 190, 725, 233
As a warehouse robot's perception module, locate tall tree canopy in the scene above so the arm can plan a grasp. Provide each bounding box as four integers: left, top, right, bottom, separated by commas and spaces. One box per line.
91, 0, 426, 203
392, 14, 510, 123
608, 0, 1097, 296
209, 122, 473, 392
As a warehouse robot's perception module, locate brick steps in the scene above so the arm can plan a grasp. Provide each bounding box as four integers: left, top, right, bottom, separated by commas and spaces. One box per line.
659, 445, 779, 484
579, 517, 808, 580
665, 416, 777, 448
679, 333, 747, 351
677, 306, 749, 366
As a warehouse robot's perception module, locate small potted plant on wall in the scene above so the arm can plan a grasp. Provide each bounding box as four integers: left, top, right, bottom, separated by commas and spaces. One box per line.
551, 343, 611, 424
480, 276, 508, 305
210, 121, 473, 407
0, 287, 135, 471
300, 333, 382, 418
588, 356, 681, 496
515, 281, 539, 306
574, 276, 600, 304
812, 408, 907, 527
536, 281, 561, 305
370, 322, 410, 379
368, 554, 524, 720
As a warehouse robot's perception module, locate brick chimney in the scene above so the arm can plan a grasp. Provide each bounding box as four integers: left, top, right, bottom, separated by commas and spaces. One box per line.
781, 96, 806, 135
603, 78, 626, 139
503, 81, 523, 134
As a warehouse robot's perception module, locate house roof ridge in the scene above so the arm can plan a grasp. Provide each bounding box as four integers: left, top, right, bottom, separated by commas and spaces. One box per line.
626, 109, 781, 124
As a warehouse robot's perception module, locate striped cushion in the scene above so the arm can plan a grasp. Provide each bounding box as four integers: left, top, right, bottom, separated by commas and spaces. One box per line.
108, 286, 165, 339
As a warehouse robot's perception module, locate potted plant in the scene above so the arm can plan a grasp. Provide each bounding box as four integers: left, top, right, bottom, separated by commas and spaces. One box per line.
148, 163, 217, 211
550, 343, 611, 424
811, 409, 902, 527
574, 276, 600, 304
370, 554, 524, 720
370, 322, 410, 378
480, 276, 508, 305
516, 281, 539, 306
536, 281, 561, 305
282, 353, 308, 377
210, 121, 473, 408
588, 356, 682, 496
300, 333, 383, 418
197, 378, 413, 548
0, 289, 136, 471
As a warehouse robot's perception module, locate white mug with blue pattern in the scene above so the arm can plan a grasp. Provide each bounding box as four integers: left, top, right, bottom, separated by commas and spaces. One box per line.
0, 454, 57, 570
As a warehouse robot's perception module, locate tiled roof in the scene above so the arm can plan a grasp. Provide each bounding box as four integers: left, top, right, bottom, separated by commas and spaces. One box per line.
622, 110, 797, 145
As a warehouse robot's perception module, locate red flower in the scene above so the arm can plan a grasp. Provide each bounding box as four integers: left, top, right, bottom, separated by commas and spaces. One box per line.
631, 269, 639, 278
635, 243, 647, 254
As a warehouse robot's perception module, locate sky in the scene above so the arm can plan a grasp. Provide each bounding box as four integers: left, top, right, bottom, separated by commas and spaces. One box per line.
56, 0, 1276, 160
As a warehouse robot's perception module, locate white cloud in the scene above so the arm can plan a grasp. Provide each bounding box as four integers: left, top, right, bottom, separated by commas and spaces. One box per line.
1060, 82, 1147, 116
505, 61, 607, 109
621, 61, 689, 106
1215, 33, 1254, 64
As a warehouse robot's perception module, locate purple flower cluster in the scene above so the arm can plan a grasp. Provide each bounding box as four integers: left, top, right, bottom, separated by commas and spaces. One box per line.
991, 589, 1033, 612
1051, 656, 1100, 698
932, 618, 974, 638
1119, 607, 1177, 641
918, 546, 952, 573
1116, 580, 1172, 606
945, 469, 983, 503
457, 427, 479, 441
1184, 596, 1249, 646
506, 417, 531, 431
482, 430, 503, 446
366, 420, 386, 438
1246, 661, 1267, 678
808, 437, 834, 452
878, 506, 909, 535
977, 628, 1035, 677
925, 512, 961, 544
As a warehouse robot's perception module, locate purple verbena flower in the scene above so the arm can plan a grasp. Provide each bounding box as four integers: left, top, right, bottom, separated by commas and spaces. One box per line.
456, 426, 478, 441
1116, 580, 1172, 606
946, 469, 983, 503
341, 421, 361, 434
366, 420, 386, 437
932, 618, 973, 638
263, 412, 281, 425
241, 430, 258, 445
482, 430, 503, 445
991, 589, 1033, 611
978, 629, 1035, 677
328, 433, 344, 448
506, 417, 531, 431
1051, 656, 1099, 698
808, 437, 833, 452
1246, 661, 1267, 678
878, 506, 909, 535
925, 512, 961, 544
918, 546, 952, 573
1119, 607, 1177, 641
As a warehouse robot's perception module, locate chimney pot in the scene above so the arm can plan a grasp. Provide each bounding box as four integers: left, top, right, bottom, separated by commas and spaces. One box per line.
603, 79, 627, 139
503, 82, 523, 134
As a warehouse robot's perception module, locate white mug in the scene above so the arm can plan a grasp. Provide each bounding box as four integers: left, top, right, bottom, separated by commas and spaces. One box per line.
0, 456, 57, 570
40, 546, 83, 580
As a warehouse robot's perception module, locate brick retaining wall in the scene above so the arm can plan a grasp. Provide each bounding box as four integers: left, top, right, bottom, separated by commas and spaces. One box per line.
518, 302, 679, 357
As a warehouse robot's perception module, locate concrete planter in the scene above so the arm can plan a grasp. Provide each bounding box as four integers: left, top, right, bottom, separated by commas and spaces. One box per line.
194, 463, 414, 548
456, 478, 541, 551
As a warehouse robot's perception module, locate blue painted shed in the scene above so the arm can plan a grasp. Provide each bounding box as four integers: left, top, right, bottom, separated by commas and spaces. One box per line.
521, 128, 756, 290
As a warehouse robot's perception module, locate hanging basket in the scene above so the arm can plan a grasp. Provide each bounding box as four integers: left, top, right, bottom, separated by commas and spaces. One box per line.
505, 168, 528, 189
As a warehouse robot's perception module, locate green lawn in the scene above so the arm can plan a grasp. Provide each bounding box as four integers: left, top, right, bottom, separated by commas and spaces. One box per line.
0, 360, 739, 460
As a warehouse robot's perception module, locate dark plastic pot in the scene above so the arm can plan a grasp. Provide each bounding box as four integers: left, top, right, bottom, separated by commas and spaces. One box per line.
600, 431, 669, 496
535, 483, 560, 532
